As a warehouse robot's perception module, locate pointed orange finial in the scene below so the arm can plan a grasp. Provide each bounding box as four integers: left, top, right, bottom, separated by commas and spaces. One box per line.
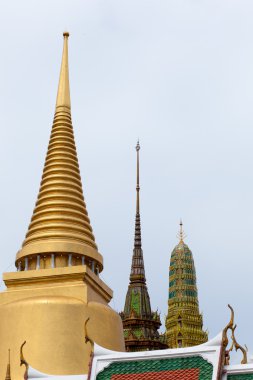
56, 32, 71, 110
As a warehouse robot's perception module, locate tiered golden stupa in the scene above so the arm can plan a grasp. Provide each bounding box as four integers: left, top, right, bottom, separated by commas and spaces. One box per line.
0, 33, 124, 380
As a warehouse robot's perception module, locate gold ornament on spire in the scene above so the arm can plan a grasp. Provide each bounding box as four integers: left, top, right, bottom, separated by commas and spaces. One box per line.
56, 32, 71, 110
16, 32, 103, 271
177, 219, 186, 243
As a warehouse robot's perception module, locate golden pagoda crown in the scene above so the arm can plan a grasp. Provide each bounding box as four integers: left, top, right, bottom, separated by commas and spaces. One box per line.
16, 33, 103, 272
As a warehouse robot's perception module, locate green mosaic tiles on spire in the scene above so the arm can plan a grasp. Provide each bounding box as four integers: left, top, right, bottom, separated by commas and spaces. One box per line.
166, 223, 208, 348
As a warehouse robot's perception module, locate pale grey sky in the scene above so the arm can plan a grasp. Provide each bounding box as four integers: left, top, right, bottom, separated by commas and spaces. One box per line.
0, 0, 253, 356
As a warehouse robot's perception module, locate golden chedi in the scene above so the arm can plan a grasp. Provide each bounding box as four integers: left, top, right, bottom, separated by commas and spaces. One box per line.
0, 33, 124, 379
166, 221, 208, 348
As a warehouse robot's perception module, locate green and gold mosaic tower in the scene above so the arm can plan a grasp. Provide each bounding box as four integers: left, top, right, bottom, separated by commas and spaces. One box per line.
120, 142, 167, 352
165, 222, 208, 348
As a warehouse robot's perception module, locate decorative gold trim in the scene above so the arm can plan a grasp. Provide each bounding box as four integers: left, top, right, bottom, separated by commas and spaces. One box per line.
231, 324, 248, 364
222, 304, 247, 365
84, 317, 94, 351
20, 341, 29, 380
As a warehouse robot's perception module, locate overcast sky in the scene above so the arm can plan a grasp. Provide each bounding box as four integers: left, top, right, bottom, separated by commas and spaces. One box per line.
1, 0, 253, 358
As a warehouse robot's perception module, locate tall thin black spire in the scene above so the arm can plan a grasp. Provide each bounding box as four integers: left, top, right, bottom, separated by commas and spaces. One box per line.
120, 142, 167, 352
130, 141, 145, 283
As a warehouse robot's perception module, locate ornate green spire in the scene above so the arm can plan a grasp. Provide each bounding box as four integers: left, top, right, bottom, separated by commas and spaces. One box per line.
129, 141, 146, 283
165, 221, 208, 348
120, 142, 167, 352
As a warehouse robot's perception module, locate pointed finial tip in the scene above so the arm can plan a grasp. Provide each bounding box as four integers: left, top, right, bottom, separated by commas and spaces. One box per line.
136, 140, 140, 151
63, 31, 70, 38
177, 219, 186, 242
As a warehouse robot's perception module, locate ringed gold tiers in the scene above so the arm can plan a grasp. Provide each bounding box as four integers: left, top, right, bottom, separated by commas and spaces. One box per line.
0, 33, 124, 380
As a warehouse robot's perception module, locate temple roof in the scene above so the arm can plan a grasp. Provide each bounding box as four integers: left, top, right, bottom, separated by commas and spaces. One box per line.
89, 333, 223, 380
19, 306, 253, 380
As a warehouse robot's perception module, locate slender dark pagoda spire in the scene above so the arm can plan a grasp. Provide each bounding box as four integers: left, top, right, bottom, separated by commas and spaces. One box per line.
134, 141, 141, 248
120, 142, 167, 352
130, 141, 146, 283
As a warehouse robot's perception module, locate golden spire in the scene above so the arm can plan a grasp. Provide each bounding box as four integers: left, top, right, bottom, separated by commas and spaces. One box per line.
5, 349, 11, 380
56, 32, 71, 110
16, 33, 103, 271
